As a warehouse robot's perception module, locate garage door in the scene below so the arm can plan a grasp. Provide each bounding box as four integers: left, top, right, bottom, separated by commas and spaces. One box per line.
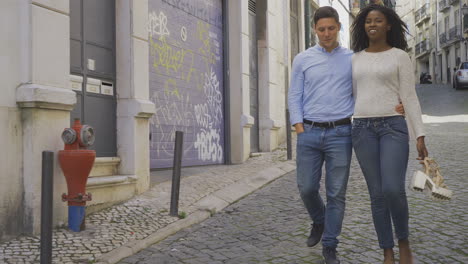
149, 0, 225, 168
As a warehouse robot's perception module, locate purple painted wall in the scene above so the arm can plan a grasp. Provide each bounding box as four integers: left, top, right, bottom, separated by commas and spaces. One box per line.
148, 0, 224, 168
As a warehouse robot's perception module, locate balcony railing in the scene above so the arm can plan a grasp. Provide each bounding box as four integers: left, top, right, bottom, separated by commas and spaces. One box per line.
415, 40, 431, 56
465, 14, 468, 33
440, 26, 462, 47
439, 0, 450, 11
415, 4, 430, 25
449, 25, 461, 41
440, 33, 447, 45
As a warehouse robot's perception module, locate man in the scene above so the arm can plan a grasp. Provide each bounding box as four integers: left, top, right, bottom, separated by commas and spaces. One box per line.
289, 6, 404, 264
288, 6, 352, 264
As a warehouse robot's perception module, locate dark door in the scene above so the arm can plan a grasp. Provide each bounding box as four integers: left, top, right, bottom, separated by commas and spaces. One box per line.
290, 0, 300, 64
447, 50, 451, 83
249, 0, 260, 153
70, 0, 117, 157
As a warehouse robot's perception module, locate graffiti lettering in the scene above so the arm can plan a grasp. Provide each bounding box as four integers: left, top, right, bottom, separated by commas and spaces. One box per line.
204, 67, 223, 125
180, 26, 187, 41
148, 0, 224, 168
148, 11, 170, 37
149, 37, 195, 81
197, 21, 216, 69
194, 67, 222, 128
194, 104, 210, 128
150, 80, 196, 157
194, 128, 223, 162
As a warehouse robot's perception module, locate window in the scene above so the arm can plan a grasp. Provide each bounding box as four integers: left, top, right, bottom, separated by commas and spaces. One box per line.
445, 16, 449, 36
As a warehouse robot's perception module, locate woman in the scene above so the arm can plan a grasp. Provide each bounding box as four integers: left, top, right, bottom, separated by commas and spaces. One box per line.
350, 5, 428, 264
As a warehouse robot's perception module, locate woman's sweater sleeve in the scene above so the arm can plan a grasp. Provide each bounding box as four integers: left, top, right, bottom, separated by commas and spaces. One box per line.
398, 52, 425, 140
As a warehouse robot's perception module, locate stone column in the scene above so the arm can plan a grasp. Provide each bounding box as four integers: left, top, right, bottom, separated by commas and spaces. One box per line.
15, 0, 75, 234
258, 0, 285, 152
227, 0, 253, 163
116, 0, 155, 193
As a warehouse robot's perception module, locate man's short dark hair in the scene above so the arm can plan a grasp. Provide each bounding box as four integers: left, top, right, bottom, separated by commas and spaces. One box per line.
313, 6, 340, 25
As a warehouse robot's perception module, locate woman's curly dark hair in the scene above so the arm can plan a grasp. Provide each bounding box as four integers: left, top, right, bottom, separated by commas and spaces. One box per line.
351, 4, 409, 52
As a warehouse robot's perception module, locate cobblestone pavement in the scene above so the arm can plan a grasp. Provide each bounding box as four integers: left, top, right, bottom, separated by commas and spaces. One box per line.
0, 143, 294, 263
119, 84, 468, 264
0, 84, 465, 264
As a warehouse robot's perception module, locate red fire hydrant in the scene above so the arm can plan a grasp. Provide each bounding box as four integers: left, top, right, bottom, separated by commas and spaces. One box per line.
58, 118, 95, 232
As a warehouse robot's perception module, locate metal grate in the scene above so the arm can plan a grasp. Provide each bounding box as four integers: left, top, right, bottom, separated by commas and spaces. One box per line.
248, 0, 256, 14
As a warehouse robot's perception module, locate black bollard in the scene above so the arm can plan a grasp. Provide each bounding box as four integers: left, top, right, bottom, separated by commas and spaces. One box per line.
41, 151, 54, 264
170, 131, 184, 217
286, 109, 292, 160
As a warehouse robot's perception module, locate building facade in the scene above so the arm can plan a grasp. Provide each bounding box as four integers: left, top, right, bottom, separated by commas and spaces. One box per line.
396, 0, 468, 85
395, 0, 418, 83
414, 1, 435, 82
351, 0, 396, 13
0, 0, 311, 241
399, 0, 438, 84
437, 0, 467, 85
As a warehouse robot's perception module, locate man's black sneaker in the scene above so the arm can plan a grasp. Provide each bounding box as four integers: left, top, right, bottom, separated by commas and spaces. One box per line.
322, 246, 340, 264
306, 223, 324, 247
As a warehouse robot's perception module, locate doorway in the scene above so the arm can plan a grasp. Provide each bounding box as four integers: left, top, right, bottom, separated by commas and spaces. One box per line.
249, 0, 260, 153
69, 0, 117, 157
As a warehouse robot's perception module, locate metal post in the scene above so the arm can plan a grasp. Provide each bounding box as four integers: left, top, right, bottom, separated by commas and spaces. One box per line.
286, 109, 292, 160
222, 0, 232, 165
170, 131, 184, 217
41, 151, 54, 264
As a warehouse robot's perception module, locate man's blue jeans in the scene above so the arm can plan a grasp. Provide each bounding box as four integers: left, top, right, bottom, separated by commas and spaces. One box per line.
296, 123, 352, 248
351, 116, 410, 249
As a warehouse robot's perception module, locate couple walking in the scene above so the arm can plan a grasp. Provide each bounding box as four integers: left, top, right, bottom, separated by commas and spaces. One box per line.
288, 5, 428, 264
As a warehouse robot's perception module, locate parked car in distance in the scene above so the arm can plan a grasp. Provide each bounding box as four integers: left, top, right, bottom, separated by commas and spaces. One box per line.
453, 62, 468, 90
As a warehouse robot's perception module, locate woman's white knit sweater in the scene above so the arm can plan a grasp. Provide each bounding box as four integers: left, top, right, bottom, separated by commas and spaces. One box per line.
352, 47, 425, 139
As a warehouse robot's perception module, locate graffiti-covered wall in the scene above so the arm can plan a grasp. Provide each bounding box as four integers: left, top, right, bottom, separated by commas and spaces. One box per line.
148, 0, 224, 168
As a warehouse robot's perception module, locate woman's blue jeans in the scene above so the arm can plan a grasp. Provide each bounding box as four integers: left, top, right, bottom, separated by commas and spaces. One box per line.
352, 116, 410, 249
296, 123, 352, 248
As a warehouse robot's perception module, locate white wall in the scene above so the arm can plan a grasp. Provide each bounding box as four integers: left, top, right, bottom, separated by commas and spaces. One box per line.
228, 0, 293, 160
396, 0, 420, 82
0, 0, 78, 240
258, 0, 287, 151
0, 0, 24, 242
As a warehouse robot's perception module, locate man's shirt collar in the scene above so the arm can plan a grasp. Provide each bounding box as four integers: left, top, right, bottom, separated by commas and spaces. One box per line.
314, 43, 341, 54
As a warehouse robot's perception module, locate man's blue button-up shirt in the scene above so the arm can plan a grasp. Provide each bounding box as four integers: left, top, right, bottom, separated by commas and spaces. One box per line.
288, 44, 354, 125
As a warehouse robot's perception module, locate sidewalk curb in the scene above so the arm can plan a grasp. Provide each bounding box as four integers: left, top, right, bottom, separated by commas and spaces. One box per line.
96, 211, 211, 264
96, 161, 296, 264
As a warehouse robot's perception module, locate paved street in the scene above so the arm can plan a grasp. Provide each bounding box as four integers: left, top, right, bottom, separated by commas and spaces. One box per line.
119, 84, 468, 264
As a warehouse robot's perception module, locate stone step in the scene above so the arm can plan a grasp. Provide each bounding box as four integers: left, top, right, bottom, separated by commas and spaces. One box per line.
89, 157, 121, 177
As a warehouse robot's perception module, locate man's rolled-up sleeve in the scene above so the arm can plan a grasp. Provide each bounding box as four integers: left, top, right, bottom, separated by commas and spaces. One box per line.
288, 55, 304, 126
